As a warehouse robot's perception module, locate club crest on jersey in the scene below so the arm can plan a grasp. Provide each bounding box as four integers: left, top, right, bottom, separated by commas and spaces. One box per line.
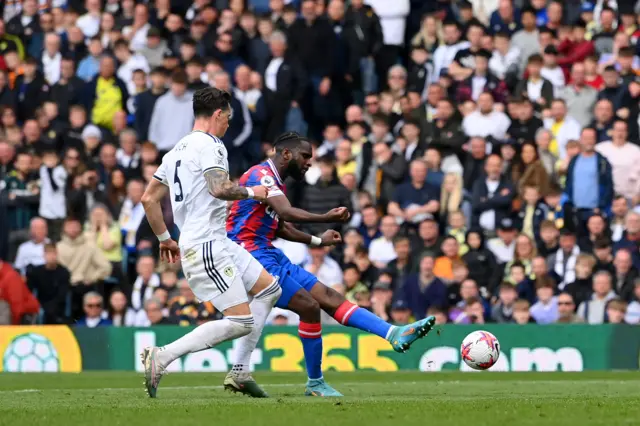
223, 266, 235, 278
260, 176, 275, 187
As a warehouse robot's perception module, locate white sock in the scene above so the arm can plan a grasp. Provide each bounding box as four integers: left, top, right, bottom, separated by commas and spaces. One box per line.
231, 279, 281, 373
157, 315, 253, 367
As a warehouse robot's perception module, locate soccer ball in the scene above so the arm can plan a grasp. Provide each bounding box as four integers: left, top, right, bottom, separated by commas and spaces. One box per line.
460, 330, 500, 370
2, 333, 60, 372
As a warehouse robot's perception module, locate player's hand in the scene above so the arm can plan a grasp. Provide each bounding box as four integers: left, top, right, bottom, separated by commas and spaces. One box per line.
159, 239, 180, 264
248, 185, 268, 202
320, 230, 342, 247
325, 207, 350, 222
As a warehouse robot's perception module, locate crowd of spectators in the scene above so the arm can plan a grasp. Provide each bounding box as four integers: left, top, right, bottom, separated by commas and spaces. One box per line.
1, 0, 640, 328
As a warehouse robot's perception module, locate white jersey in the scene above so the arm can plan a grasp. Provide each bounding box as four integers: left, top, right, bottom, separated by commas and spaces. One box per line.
153, 131, 229, 247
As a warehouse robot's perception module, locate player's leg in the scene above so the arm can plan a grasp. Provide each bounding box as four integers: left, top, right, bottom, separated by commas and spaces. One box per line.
141, 241, 268, 398
309, 282, 436, 353
223, 242, 281, 397
277, 260, 341, 396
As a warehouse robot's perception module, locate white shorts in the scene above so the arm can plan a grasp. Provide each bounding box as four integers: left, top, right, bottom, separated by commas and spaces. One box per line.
180, 238, 263, 311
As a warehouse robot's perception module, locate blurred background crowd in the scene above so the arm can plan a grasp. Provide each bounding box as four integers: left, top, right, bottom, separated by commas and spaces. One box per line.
1, 0, 640, 328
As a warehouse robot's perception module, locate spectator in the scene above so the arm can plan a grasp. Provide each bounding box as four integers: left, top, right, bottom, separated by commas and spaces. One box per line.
368, 216, 399, 269
592, 92, 614, 134
565, 128, 614, 224
148, 69, 193, 154
577, 270, 617, 324
548, 228, 581, 291
614, 212, 640, 270
491, 282, 518, 323
369, 277, 393, 322
605, 298, 628, 324
77, 37, 104, 83
487, 217, 517, 264
2, 151, 39, 254
169, 279, 216, 326
543, 99, 581, 160
0, 258, 40, 324
85, 55, 128, 131
432, 21, 470, 83
489, 32, 520, 81
76, 291, 113, 327
388, 160, 439, 224
462, 92, 511, 140
471, 154, 515, 233
119, 179, 145, 264
463, 137, 488, 192
596, 120, 640, 202
304, 245, 343, 289
462, 229, 497, 289
26, 243, 70, 324
557, 20, 595, 73
57, 217, 112, 320
133, 67, 167, 142
514, 55, 554, 110
107, 290, 136, 327
529, 276, 558, 324
368, 141, 407, 209
433, 236, 461, 282
456, 49, 508, 105
560, 62, 598, 127
625, 278, 640, 324
389, 298, 411, 325
555, 292, 584, 323
511, 7, 541, 75
540, 45, 565, 97
342, 263, 369, 304
385, 235, 413, 289
6, 0, 40, 48
301, 156, 352, 236
38, 150, 67, 239
489, 0, 521, 35
612, 249, 638, 302
565, 253, 597, 306
512, 299, 535, 324
14, 217, 48, 275
402, 254, 448, 320
114, 39, 150, 96
77, 0, 102, 38
84, 204, 123, 286
130, 255, 160, 312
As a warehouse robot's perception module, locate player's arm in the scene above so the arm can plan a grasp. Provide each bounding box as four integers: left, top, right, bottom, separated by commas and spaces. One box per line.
141, 177, 179, 263
276, 221, 342, 247
204, 169, 267, 201
266, 194, 350, 223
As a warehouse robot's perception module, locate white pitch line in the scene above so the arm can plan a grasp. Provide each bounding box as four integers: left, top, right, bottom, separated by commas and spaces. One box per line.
1, 379, 639, 394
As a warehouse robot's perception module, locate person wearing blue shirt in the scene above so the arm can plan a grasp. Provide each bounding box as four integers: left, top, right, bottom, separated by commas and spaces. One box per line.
565, 127, 614, 230
401, 255, 449, 320
387, 159, 440, 225
489, 0, 522, 35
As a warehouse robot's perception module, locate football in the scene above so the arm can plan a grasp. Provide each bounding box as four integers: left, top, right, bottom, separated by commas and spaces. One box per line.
460, 330, 500, 370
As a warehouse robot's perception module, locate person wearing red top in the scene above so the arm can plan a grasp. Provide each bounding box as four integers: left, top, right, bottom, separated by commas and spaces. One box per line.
584, 55, 604, 90
557, 21, 595, 78
0, 260, 40, 324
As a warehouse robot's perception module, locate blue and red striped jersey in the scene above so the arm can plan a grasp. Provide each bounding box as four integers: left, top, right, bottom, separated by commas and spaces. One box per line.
226, 160, 286, 252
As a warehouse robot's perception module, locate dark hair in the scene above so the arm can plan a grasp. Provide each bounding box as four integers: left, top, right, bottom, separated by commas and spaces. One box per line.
192, 87, 231, 118
171, 69, 188, 85
114, 39, 130, 50
44, 242, 57, 252
619, 46, 635, 57
510, 261, 525, 271
392, 235, 410, 245
274, 131, 306, 152
528, 53, 543, 65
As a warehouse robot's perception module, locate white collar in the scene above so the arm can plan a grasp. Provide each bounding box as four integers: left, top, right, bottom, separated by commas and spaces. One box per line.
267, 158, 283, 185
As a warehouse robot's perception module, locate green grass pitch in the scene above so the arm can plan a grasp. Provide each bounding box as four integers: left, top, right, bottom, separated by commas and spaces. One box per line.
1, 371, 639, 426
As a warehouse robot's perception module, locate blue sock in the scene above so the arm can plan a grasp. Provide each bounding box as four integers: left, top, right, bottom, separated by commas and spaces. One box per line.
298, 322, 323, 380
334, 301, 393, 340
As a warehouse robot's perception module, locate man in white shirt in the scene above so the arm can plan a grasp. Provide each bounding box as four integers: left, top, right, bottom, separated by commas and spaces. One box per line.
14, 217, 49, 275
462, 92, 511, 141
122, 3, 151, 53
431, 21, 471, 83
596, 120, 640, 201
114, 39, 150, 96
76, 0, 102, 38
41, 32, 62, 85
489, 32, 520, 80
368, 216, 399, 269
304, 246, 343, 288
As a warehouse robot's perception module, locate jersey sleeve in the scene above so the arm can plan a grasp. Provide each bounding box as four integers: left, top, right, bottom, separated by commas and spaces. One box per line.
152, 162, 169, 186
243, 168, 284, 198
199, 141, 229, 175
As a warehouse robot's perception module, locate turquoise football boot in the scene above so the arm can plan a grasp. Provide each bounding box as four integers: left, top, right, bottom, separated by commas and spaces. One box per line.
304, 378, 343, 397
388, 316, 436, 353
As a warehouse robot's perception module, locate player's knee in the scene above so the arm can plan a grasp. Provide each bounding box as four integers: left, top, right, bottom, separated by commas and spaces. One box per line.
227, 315, 255, 338
256, 277, 282, 306
291, 292, 320, 317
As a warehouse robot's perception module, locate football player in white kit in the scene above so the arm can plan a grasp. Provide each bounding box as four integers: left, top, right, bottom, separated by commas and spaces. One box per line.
139, 87, 282, 398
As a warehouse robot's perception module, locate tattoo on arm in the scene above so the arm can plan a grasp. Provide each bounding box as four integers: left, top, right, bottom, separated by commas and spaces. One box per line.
205, 169, 249, 201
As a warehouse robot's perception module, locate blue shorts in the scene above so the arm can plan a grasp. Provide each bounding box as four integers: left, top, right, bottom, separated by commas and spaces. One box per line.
251, 248, 318, 308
